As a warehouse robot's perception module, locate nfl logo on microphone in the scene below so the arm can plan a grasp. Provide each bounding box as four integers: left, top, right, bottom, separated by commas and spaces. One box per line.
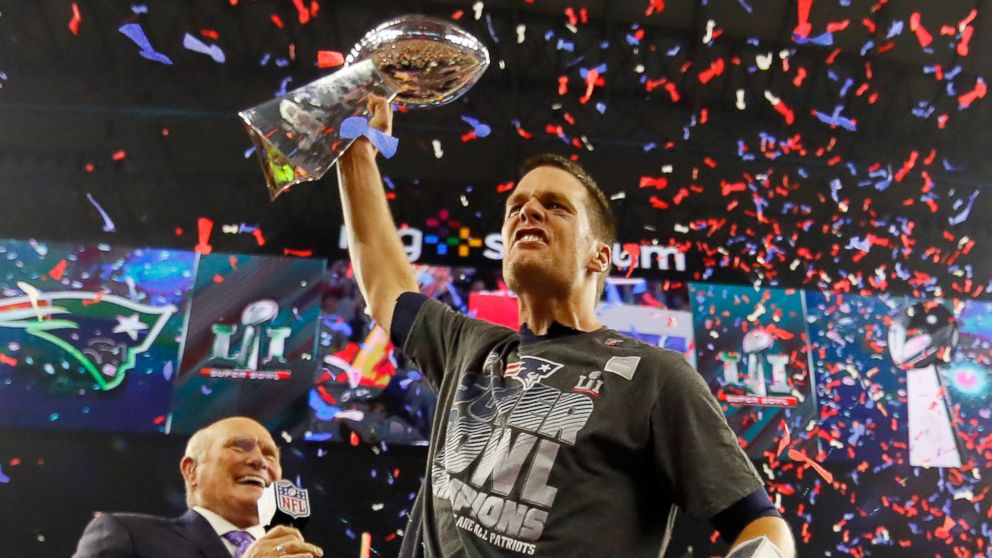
275, 480, 310, 518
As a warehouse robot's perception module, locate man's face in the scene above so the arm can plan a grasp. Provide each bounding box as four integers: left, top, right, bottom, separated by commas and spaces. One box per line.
186, 418, 282, 526
501, 166, 602, 296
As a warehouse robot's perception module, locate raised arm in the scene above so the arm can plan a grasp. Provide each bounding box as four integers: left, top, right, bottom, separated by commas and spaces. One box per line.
335, 95, 418, 334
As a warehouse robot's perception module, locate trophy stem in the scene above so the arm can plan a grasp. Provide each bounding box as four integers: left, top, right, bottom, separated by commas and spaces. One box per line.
239, 60, 399, 200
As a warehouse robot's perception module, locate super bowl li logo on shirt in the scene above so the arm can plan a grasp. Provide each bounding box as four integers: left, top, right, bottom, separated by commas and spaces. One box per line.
431, 354, 614, 555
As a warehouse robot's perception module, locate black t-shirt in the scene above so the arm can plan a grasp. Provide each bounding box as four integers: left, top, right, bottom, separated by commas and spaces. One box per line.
392, 294, 767, 557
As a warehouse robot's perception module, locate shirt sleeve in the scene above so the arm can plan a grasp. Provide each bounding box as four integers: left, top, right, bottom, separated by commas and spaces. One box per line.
389, 291, 513, 389
649, 351, 766, 522
710, 488, 781, 543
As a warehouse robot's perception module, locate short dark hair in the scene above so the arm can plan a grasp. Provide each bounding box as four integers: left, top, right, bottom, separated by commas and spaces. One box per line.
518, 154, 616, 297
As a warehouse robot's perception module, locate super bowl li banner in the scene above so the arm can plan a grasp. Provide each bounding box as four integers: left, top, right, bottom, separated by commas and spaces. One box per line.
688, 283, 819, 459
168, 253, 325, 434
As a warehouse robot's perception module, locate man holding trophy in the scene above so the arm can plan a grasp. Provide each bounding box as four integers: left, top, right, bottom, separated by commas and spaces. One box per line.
243, 15, 796, 558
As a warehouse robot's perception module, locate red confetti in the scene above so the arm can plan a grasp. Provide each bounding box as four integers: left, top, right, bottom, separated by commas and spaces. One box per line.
0, 353, 17, 367
648, 196, 669, 210
639, 176, 669, 190
496, 181, 515, 193
721, 181, 747, 196
645, 0, 665, 16
765, 324, 796, 340
958, 25, 974, 56
49, 259, 68, 281
793, 67, 807, 87
317, 50, 344, 68
579, 69, 604, 104
645, 77, 666, 92
909, 13, 933, 48
794, 0, 813, 37
111, 150, 127, 161
82, 291, 105, 306
825, 20, 849, 33
564, 7, 578, 26
788, 448, 834, 484
934, 515, 955, 539
770, 98, 795, 125
68, 3, 82, 35
776, 420, 791, 457
252, 228, 266, 246
958, 78, 986, 108
291, 0, 311, 24
698, 58, 725, 84
194, 217, 214, 255
283, 248, 313, 257
894, 151, 918, 182
622, 243, 641, 278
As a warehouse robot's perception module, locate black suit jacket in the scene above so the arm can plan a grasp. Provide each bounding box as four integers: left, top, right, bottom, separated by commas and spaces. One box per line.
73, 509, 232, 558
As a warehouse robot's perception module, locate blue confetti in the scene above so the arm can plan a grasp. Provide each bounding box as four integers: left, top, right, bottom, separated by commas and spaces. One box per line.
182, 33, 225, 63
118, 23, 173, 65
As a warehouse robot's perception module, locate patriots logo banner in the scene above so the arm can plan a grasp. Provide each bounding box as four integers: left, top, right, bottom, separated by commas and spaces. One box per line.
503, 356, 564, 390
0, 289, 176, 391
0, 241, 196, 432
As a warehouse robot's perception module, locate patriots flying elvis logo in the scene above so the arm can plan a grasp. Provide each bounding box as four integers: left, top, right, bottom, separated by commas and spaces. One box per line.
502, 356, 564, 389
0, 288, 176, 391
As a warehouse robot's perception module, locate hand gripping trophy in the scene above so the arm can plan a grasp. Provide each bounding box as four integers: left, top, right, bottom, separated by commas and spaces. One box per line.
239, 15, 490, 199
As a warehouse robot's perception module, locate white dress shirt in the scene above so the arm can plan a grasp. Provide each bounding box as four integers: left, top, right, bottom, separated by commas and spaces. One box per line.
193, 506, 266, 556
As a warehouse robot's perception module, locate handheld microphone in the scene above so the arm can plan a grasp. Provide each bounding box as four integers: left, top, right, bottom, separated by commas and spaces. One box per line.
258, 479, 311, 531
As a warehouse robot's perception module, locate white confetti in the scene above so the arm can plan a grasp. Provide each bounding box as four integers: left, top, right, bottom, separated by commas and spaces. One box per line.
702, 20, 716, 43
756, 52, 773, 70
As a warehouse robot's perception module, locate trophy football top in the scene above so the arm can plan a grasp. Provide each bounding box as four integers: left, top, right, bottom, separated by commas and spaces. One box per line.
347, 15, 490, 108
240, 14, 491, 199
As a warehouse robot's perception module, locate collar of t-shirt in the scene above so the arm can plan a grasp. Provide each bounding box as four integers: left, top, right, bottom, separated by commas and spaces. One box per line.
519, 321, 601, 345
192, 506, 265, 554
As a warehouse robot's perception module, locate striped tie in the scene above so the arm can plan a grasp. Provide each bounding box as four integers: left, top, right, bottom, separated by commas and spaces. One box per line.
223, 530, 255, 558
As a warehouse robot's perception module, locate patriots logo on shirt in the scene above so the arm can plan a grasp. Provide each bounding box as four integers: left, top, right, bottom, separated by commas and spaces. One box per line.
503, 356, 564, 390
